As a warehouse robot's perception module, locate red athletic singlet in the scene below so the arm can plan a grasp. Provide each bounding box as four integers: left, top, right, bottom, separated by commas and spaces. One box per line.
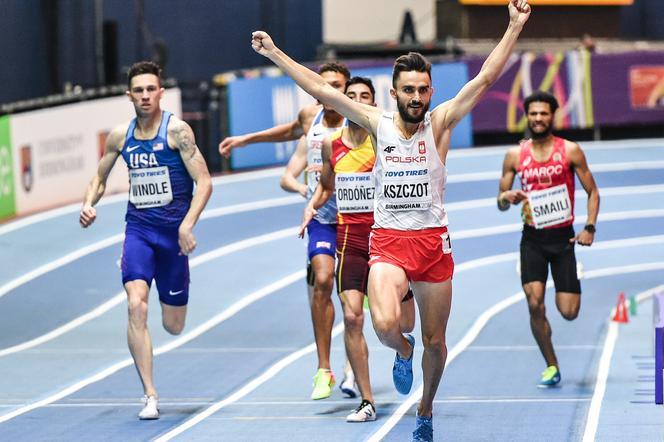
517, 137, 575, 229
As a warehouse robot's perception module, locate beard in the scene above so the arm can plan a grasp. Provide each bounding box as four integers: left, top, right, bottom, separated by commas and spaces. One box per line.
529, 122, 552, 140
397, 98, 430, 124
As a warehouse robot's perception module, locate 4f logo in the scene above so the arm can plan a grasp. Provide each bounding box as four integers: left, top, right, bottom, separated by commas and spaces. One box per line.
384, 146, 396, 153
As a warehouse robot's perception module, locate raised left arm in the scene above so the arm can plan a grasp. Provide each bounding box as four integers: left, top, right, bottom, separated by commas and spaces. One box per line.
568, 142, 599, 246
171, 118, 213, 255
433, 0, 530, 130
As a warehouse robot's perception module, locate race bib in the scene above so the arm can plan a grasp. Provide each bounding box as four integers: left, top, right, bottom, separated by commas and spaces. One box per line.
382, 167, 432, 211
129, 166, 173, 209
335, 172, 375, 213
528, 184, 572, 228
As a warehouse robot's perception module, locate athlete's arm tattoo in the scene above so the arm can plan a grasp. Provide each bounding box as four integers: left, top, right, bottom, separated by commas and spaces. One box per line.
173, 121, 198, 161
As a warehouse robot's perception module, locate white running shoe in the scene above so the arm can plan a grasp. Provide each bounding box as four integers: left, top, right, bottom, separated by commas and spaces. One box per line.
340, 364, 358, 398
346, 399, 376, 422
138, 395, 159, 420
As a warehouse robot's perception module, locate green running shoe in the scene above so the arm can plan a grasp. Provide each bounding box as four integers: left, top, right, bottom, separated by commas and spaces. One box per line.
311, 368, 336, 400
538, 365, 561, 388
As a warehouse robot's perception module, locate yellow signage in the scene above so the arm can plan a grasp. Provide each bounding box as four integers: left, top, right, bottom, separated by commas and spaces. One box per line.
459, 1, 633, 5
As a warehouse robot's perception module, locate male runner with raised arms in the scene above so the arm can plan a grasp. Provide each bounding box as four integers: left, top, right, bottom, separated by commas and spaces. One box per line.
299, 77, 416, 422
249, 1, 531, 439
79, 61, 212, 420
219, 63, 356, 400
497, 90, 599, 387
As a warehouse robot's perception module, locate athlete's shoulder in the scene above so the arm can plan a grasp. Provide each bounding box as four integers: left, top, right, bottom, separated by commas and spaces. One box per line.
299, 104, 322, 122
166, 114, 189, 134
167, 115, 195, 150
107, 123, 130, 152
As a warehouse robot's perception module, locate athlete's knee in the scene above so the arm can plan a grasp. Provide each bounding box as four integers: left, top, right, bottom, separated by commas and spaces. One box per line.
127, 297, 148, 323
526, 296, 545, 318
559, 304, 579, 321
373, 317, 399, 342
344, 309, 364, 333
163, 318, 185, 335
313, 270, 334, 292
421, 331, 445, 354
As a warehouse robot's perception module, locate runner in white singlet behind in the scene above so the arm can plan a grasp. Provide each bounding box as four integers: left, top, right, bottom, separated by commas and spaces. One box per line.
248, 1, 531, 440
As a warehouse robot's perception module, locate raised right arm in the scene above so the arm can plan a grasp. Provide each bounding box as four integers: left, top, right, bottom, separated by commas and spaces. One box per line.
79, 125, 125, 227
251, 31, 382, 134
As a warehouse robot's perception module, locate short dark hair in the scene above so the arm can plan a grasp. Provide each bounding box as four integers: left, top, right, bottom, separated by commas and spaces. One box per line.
392, 52, 431, 87
127, 61, 162, 89
318, 62, 351, 82
523, 90, 559, 114
347, 76, 375, 100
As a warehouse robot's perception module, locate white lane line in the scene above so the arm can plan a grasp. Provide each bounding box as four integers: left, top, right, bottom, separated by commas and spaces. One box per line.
0, 197, 302, 301
200, 195, 301, 220
454, 208, 664, 239
4, 230, 664, 360
446, 183, 664, 212
0, 269, 305, 424
155, 258, 664, 440
2, 152, 662, 236
0, 167, 286, 237
0, 396, 590, 409
447, 160, 664, 183
366, 264, 664, 442
446, 138, 664, 158
0, 234, 123, 301
0, 227, 298, 357
581, 283, 664, 442
153, 321, 346, 442
3, 204, 661, 306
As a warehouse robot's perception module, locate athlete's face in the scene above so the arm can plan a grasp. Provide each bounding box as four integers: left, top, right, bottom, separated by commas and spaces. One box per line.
391, 71, 432, 124
345, 83, 375, 106
127, 74, 164, 117
320, 71, 348, 112
526, 101, 554, 139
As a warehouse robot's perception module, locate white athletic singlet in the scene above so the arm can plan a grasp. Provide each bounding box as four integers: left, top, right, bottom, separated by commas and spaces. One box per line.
306, 109, 343, 224
373, 111, 448, 230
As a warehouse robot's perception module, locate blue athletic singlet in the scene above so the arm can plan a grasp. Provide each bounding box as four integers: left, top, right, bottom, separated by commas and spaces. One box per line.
306, 109, 342, 224
121, 111, 193, 227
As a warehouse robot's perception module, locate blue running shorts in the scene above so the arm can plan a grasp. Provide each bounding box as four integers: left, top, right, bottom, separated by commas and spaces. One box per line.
307, 219, 336, 260
121, 222, 190, 306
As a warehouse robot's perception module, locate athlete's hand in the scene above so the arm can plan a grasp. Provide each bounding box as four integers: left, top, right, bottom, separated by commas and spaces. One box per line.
298, 205, 316, 238
500, 189, 528, 204
251, 31, 277, 57
178, 223, 197, 255
508, 0, 531, 27
218, 135, 248, 159
79, 205, 97, 228
571, 229, 594, 247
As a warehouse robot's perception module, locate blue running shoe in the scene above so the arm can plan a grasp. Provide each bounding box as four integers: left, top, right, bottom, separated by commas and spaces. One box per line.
392, 334, 415, 394
537, 365, 561, 388
412, 414, 433, 442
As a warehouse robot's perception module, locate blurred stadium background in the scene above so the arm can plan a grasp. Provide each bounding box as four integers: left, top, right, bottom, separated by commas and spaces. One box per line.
1, 0, 663, 221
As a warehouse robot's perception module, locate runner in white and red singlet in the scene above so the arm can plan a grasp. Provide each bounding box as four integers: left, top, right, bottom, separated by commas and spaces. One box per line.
497, 90, 600, 388
249, 1, 531, 439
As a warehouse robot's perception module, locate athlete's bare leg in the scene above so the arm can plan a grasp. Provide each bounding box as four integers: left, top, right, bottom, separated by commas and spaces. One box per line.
367, 262, 412, 359
125, 280, 157, 397
523, 281, 558, 367
310, 253, 335, 369
411, 279, 452, 418
340, 289, 372, 402
161, 303, 187, 335
400, 296, 416, 333
555, 291, 580, 320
